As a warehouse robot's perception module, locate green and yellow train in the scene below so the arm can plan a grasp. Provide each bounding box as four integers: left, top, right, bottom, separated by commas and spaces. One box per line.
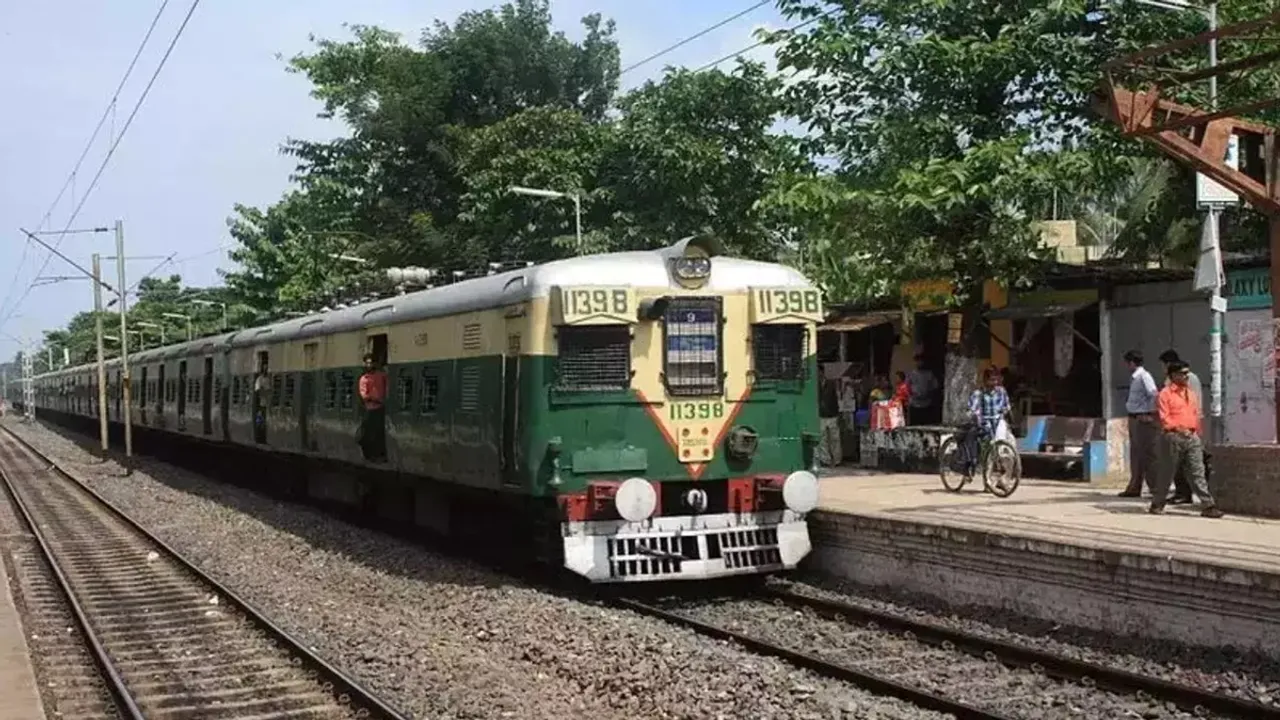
17, 237, 824, 583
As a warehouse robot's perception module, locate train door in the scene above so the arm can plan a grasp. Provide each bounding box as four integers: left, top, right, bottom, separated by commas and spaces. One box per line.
253, 350, 268, 444
177, 360, 188, 431
201, 356, 213, 435
501, 327, 521, 486
301, 342, 318, 451
219, 353, 231, 440
155, 364, 165, 425
139, 366, 148, 424
359, 334, 388, 462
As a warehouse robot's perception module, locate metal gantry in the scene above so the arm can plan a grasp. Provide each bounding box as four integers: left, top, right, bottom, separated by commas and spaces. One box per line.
1095, 8, 1280, 440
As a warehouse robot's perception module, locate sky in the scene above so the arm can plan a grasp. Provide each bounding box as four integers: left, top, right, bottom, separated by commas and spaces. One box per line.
0, 0, 789, 359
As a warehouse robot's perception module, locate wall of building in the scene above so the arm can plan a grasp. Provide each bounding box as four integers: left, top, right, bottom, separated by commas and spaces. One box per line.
1107, 280, 1211, 420
1223, 266, 1276, 444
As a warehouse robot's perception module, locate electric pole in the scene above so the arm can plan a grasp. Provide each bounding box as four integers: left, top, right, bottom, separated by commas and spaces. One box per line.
116, 220, 133, 461
93, 253, 109, 451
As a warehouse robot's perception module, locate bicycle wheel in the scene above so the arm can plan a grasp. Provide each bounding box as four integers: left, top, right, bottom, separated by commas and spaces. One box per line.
938, 435, 969, 492
982, 439, 1022, 497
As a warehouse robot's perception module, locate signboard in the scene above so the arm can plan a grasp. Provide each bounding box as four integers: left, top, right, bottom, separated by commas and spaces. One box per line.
1226, 267, 1271, 310
946, 313, 963, 344
749, 287, 823, 324
553, 286, 636, 325
1196, 135, 1241, 207
1008, 288, 1098, 308
902, 278, 953, 310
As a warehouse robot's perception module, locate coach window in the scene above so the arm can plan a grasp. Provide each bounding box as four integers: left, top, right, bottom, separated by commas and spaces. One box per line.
419, 371, 439, 414
339, 371, 354, 410
555, 326, 631, 392
283, 374, 296, 410
324, 372, 337, 410
396, 369, 414, 413
662, 297, 723, 397
271, 374, 283, 408
751, 324, 808, 384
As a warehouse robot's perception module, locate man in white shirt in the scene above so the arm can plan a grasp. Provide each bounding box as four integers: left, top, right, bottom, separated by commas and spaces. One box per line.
1120, 349, 1159, 498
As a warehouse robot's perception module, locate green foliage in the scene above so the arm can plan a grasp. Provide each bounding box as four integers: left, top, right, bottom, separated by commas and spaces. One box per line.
220, 0, 802, 317
763, 0, 1250, 303
34, 274, 236, 369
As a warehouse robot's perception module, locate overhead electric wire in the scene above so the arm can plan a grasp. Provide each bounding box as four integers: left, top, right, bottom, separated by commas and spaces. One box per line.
0, 0, 173, 331
619, 0, 773, 76
693, 6, 838, 72
0, 0, 203, 337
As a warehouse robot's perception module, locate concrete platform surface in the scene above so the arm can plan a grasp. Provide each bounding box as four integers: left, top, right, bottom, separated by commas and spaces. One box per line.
817, 470, 1280, 577
0, 551, 46, 720
810, 470, 1280, 652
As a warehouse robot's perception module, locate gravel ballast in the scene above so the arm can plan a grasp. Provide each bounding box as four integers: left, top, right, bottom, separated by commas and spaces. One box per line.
782, 578, 1280, 709
674, 597, 1202, 719
1, 421, 948, 720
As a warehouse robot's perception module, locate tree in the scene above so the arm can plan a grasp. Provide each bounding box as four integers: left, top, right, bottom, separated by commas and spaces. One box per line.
768, 1, 1214, 304
454, 106, 609, 260
452, 63, 807, 262
765, 0, 1234, 421
601, 64, 808, 260
278, 0, 620, 268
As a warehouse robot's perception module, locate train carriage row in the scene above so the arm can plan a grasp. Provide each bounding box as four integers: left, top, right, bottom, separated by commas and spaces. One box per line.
16, 237, 825, 583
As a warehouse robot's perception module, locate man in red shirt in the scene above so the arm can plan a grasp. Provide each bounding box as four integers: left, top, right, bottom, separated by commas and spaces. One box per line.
357, 353, 388, 462
1150, 361, 1222, 518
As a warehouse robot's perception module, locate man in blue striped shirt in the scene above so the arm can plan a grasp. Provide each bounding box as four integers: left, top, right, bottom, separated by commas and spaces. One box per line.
1120, 349, 1159, 498
960, 367, 1010, 477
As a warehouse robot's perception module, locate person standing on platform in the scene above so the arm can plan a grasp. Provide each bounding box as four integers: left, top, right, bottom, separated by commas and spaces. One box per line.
1119, 349, 1159, 498
1151, 361, 1223, 518
893, 371, 911, 408
1158, 349, 1200, 504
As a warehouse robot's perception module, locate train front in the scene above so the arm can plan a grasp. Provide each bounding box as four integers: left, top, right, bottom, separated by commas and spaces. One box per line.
544, 237, 824, 583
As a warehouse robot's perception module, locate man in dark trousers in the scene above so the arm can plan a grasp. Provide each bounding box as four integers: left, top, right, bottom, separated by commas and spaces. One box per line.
1150, 361, 1223, 518
1120, 349, 1160, 498
1158, 350, 1200, 504
357, 353, 388, 462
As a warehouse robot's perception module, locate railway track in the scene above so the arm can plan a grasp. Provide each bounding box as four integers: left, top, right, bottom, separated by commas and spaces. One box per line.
0, 424, 410, 720
614, 583, 1280, 720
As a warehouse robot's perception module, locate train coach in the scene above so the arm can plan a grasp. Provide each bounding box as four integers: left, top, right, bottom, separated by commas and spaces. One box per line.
21, 237, 825, 583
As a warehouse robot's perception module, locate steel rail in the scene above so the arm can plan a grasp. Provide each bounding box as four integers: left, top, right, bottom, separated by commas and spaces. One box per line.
611, 596, 1016, 720
0, 433, 144, 719
765, 585, 1280, 720
0, 423, 412, 720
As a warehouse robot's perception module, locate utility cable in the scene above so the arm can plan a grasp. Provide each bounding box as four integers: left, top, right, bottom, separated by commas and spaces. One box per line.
693, 6, 838, 72
0, 0, 173, 328
620, 0, 772, 76
0, 0, 203, 335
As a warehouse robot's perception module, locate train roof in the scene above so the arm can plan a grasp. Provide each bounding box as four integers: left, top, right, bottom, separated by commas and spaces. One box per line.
33, 239, 815, 378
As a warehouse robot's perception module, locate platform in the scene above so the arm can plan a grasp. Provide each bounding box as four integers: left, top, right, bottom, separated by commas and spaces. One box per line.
0, 545, 46, 720
808, 470, 1280, 654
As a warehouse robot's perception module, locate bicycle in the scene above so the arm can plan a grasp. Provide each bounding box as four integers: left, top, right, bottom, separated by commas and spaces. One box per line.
938, 420, 1022, 498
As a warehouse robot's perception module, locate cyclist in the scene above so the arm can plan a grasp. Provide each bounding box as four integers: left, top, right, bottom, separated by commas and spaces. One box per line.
960, 366, 1011, 479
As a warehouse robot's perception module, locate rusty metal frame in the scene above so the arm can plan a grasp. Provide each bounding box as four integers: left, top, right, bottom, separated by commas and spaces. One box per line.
1095, 11, 1280, 215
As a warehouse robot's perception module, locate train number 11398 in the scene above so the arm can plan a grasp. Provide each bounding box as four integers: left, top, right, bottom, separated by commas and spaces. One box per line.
756, 288, 821, 316
564, 288, 630, 317
669, 401, 725, 421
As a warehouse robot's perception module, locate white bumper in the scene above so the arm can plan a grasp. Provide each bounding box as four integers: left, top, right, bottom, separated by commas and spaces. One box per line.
563, 511, 812, 583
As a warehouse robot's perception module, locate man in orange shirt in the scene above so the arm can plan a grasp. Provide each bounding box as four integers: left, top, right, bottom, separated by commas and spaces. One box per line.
1151, 361, 1223, 518
357, 353, 388, 462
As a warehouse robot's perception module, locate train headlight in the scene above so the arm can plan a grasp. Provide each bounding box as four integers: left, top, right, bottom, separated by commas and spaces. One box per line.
782, 470, 819, 514
673, 256, 711, 282
616, 477, 658, 522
